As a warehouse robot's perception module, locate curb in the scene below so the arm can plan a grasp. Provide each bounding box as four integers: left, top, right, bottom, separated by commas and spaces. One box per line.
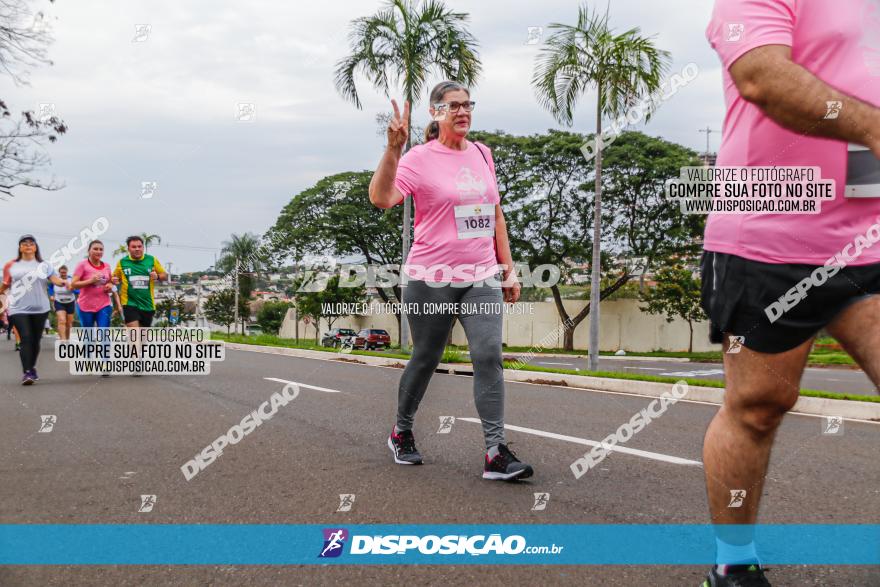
490, 352, 692, 363
223, 343, 880, 422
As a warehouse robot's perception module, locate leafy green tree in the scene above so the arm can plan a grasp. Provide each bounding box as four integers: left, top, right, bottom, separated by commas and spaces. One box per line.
640, 264, 706, 353
204, 289, 248, 335
155, 294, 194, 327
266, 130, 702, 351
266, 172, 403, 323
472, 129, 698, 350
469, 129, 591, 348
533, 3, 670, 368
257, 301, 293, 335
601, 132, 705, 288
292, 275, 367, 342
334, 0, 481, 350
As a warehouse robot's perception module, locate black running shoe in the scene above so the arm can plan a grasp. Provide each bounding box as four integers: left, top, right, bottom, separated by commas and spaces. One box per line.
483, 443, 533, 481
702, 565, 771, 587
388, 428, 423, 465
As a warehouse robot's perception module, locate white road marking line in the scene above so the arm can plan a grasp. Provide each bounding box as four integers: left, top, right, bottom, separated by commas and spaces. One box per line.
263, 377, 341, 393
246, 354, 880, 424
661, 369, 725, 377
457, 418, 702, 467
624, 367, 666, 371
537, 361, 575, 366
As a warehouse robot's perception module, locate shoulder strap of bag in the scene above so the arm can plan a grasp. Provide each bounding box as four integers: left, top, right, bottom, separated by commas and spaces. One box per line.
473, 141, 490, 169
473, 141, 502, 204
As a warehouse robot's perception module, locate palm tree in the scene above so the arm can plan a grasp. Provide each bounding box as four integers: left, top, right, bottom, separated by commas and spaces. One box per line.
533, 3, 669, 369
217, 232, 263, 334
114, 232, 162, 257
334, 0, 481, 350
217, 232, 263, 275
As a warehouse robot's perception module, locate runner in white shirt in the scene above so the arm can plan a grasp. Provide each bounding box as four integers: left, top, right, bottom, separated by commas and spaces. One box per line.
51, 265, 77, 341
0, 235, 67, 385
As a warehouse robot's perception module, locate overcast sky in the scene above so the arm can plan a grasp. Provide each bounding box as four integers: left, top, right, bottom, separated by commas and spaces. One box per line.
3, 0, 724, 272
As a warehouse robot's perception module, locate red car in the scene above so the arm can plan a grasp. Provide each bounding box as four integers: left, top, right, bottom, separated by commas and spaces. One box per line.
354, 328, 391, 350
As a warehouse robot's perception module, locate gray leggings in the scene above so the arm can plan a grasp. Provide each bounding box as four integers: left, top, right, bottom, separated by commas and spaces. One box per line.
396, 279, 506, 448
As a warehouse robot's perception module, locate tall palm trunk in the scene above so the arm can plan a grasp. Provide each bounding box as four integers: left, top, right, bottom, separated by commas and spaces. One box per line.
399, 85, 414, 352
588, 87, 603, 370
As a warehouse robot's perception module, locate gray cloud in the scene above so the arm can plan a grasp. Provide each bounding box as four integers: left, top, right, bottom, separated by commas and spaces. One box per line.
2, 0, 723, 271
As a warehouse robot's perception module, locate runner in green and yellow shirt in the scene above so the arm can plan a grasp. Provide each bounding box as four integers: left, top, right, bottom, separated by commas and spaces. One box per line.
113, 236, 167, 327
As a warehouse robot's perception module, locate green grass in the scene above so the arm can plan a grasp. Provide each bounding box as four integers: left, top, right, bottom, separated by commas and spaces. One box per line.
212, 332, 878, 404
453, 345, 856, 367
503, 362, 880, 403
441, 347, 464, 363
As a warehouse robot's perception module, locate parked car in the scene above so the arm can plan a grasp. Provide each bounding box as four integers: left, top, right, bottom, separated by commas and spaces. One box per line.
321, 328, 358, 348
354, 328, 391, 350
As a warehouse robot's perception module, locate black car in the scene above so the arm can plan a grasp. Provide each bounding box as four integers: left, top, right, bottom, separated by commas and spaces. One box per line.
321, 328, 358, 348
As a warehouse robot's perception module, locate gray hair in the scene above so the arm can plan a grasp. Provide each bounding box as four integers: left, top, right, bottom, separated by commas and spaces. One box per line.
424, 80, 470, 142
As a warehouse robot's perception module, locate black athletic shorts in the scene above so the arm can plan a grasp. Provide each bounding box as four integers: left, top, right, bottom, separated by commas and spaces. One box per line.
54, 300, 75, 313
123, 306, 154, 327
700, 251, 880, 354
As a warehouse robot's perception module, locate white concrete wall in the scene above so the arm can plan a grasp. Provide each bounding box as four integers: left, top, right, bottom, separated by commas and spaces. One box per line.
279, 299, 717, 352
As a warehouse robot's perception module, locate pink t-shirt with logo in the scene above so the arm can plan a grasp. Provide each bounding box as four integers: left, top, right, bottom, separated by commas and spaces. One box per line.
394, 139, 500, 282
704, 0, 880, 264
73, 259, 112, 312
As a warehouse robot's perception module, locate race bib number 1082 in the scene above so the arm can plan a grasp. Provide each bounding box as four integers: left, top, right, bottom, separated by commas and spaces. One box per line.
454, 204, 495, 239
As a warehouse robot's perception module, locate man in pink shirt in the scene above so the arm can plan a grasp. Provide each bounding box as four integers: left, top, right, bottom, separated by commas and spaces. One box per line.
700, 1, 880, 584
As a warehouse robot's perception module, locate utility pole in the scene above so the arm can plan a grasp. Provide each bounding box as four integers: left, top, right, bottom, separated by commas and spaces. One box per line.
698, 127, 720, 165
166, 262, 173, 286
195, 279, 202, 328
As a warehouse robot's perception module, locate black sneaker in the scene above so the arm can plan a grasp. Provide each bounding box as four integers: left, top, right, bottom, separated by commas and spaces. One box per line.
702, 564, 771, 586
483, 443, 533, 481
388, 428, 423, 465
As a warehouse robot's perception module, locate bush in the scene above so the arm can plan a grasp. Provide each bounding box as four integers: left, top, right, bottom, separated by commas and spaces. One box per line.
256, 301, 293, 335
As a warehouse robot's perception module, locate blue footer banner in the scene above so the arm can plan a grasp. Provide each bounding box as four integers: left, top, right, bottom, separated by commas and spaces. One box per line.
1, 524, 877, 565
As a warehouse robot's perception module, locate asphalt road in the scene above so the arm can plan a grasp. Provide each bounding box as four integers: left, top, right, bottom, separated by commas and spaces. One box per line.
2, 338, 878, 586
501, 355, 879, 396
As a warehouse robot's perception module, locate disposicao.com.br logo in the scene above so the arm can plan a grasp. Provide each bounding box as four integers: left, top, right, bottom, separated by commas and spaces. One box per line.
318, 528, 349, 558
318, 528, 563, 558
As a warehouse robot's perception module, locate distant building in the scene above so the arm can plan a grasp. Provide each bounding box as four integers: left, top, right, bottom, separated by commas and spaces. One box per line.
252, 291, 288, 301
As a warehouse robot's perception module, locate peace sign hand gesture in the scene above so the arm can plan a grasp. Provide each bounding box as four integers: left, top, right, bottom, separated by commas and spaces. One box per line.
387, 99, 410, 151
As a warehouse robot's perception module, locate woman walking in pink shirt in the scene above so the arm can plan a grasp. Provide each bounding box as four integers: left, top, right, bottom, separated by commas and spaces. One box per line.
369, 81, 532, 481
